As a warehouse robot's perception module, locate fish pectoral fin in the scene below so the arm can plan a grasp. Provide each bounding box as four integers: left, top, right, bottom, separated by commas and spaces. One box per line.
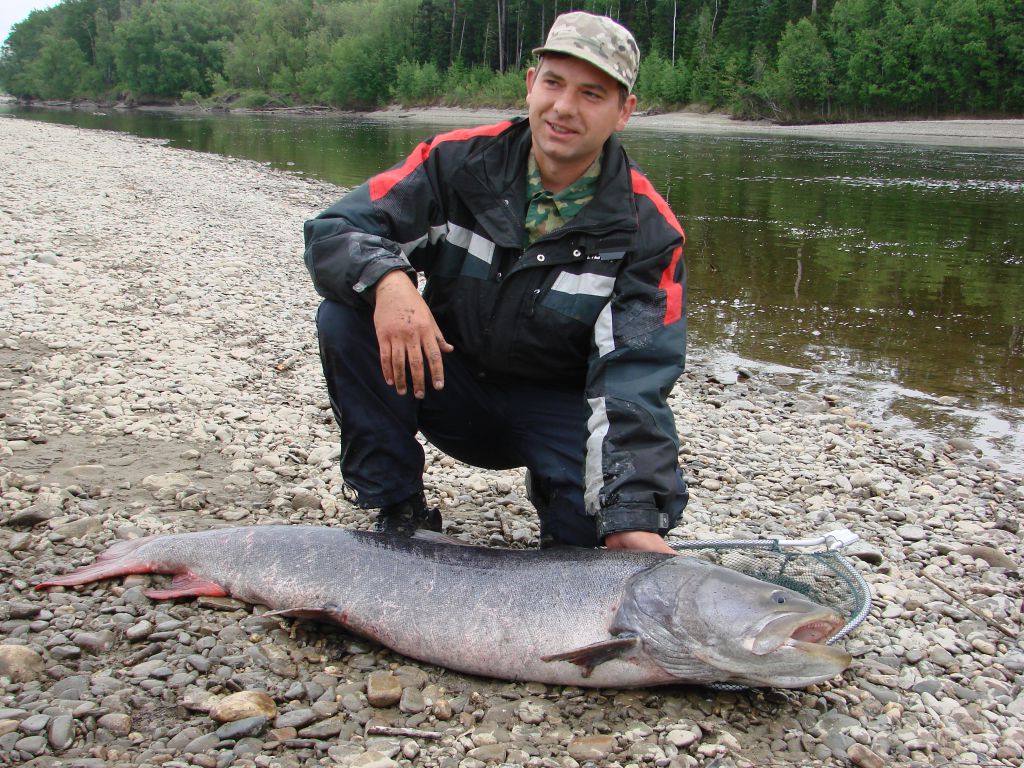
144, 572, 228, 600
540, 634, 640, 678
264, 604, 351, 626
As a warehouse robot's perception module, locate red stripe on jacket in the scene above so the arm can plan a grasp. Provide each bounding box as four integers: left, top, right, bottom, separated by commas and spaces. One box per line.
630, 170, 685, 326
369, 121, 514, 201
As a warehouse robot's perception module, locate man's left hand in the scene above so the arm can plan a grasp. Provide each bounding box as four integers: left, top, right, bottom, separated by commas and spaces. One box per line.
604, 531, 677, 555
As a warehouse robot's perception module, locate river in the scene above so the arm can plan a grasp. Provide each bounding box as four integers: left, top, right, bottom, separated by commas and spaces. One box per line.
5, 105, 1022, 472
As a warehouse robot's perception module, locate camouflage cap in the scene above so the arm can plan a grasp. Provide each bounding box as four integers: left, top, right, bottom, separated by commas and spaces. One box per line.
533, 12, 640, 92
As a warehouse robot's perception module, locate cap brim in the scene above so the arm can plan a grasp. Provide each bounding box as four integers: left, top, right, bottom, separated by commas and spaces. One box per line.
532, 45, 632, 91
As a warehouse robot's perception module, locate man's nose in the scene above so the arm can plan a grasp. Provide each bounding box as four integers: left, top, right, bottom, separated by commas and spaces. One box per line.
553, 89, 577, 115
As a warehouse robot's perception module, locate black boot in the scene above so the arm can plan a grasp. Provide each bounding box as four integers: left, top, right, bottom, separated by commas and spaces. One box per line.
373, 492, 442, 537
525, 470, 557, 548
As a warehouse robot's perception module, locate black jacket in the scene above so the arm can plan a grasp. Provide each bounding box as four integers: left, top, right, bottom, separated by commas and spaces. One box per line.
304, 118, 686, 538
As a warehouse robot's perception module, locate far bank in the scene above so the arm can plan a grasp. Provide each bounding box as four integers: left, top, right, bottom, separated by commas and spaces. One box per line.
5, 94, 1024, 149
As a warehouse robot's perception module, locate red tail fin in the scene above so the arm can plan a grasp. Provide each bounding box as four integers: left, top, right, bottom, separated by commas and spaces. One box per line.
37, 536, 159, 589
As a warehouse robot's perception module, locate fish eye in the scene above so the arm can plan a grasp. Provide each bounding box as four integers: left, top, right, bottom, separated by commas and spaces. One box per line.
771, 591, 787, 605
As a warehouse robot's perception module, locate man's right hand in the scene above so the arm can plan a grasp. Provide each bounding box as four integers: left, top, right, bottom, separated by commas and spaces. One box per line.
373, 271, 454, 398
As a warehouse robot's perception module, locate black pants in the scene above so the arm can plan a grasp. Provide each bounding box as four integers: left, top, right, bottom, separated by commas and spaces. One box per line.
316, 299, 686, 546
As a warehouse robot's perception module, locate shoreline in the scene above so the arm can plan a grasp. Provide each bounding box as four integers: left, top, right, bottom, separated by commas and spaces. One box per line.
7, 95, 1024, 148
1, 117, 1022, 768
363, 107, 1024, 148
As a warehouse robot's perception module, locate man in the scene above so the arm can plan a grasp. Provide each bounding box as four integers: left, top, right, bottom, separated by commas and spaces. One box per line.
303, 12, 687, 554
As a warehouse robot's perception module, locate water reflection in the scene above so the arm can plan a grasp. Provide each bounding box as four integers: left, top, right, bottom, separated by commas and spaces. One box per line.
5, 106, 1023, 471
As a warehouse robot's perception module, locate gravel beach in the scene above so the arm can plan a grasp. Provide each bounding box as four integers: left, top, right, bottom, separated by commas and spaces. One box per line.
361, 107, 1024, 148
1, 115, 1022, 768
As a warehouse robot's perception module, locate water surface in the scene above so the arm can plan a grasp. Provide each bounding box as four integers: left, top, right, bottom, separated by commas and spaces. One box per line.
6, 106, 1022, 471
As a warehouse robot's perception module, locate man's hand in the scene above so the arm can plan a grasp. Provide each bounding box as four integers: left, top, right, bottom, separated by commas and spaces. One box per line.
373, 271, 454, 398
604, 530, 677, 555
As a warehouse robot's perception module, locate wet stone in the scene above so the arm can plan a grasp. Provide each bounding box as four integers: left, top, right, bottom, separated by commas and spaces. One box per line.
274, 707, 318, 730
215, 715, 268, 740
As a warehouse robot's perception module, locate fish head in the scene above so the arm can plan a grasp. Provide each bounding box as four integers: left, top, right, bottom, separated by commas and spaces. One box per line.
615, 557, 853, 688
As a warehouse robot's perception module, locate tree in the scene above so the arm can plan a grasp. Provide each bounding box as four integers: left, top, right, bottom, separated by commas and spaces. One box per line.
112, 0, 232, 98
770, 18, 833, 115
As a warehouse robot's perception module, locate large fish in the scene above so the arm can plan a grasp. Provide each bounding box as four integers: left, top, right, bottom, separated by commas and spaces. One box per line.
38, 525, 852, 688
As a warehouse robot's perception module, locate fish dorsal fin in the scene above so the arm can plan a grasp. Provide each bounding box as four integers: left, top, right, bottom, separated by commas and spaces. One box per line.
540, 634, 640, 678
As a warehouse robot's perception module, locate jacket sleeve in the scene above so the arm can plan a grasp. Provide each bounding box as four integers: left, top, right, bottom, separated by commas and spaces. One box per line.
302, 141, 445, 306
584, 178, 687, 540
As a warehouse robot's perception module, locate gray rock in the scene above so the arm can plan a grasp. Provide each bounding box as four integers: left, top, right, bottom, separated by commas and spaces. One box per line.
214, 715, 268, 740
183, 733, 221, 754
274, 707, 317, 730
19, 714, 51, 734
46, 714, 75, 750
897, 525, 928, 542
15, 735, 47, 755
297, 715, 345, 739
7, 504, 58, 527
96, 713, 132, 736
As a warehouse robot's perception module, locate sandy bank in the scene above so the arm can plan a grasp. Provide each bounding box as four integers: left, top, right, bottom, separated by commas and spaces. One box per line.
362, 106, 1024, 148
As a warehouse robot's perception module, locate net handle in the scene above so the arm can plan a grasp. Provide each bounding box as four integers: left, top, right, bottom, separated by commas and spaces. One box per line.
668, 527, 860, 553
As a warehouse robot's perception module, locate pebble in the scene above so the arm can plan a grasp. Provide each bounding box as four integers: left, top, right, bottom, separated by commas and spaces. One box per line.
366, 671, 403, 707
2, 117, 1022, 768
214, 715, 269, 740
0, 645, 45, 682
567, 734, 617, 759
209, 691, 278, 722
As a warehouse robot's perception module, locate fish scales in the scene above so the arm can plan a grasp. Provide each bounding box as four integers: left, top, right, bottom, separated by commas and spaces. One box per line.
38, 525, 853, 688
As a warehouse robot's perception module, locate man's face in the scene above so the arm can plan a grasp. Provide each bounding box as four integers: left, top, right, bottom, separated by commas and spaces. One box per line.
525, 55, 636, 185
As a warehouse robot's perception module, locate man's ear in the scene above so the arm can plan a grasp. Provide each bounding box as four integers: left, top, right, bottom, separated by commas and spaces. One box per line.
616, 93, 637, 132
526, 67, 537, 95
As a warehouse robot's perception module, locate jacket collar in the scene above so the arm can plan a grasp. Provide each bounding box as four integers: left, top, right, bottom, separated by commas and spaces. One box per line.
452, 118, 638, 249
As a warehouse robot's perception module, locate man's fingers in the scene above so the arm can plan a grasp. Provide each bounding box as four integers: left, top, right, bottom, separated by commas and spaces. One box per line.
390, 344, 408, 395
406, 344, 427, 398
378, 339, 395, 387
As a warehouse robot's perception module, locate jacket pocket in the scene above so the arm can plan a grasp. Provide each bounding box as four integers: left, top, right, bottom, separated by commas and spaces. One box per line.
540, 259, 621, 323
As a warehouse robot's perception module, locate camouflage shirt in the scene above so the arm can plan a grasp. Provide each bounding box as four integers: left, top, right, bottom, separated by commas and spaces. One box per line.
524, 153, 602, 246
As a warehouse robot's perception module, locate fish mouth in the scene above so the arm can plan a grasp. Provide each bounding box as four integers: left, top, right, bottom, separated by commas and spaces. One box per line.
789, 616, 844, 645
752, 610, 845, 655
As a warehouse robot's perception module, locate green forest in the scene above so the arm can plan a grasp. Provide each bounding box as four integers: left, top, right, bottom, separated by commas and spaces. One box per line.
1, 0, 1022, 120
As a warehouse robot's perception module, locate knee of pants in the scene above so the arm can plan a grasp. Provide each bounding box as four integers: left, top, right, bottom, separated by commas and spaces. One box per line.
317, 300, 373, 357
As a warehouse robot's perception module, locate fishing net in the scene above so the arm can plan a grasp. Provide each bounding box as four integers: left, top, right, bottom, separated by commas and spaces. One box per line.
669, 527, 872, 690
